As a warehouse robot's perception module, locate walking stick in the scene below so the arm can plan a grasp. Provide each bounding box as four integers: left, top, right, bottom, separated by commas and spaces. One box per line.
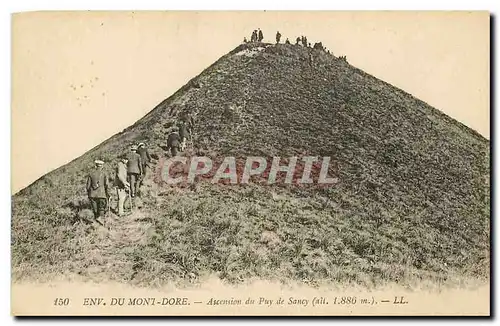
128, 189, 134, 212
103, 195, 111, 228
107, 196, 111, 217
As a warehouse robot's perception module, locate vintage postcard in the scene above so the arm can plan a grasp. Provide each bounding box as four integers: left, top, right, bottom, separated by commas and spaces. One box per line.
11, 11, 490, 316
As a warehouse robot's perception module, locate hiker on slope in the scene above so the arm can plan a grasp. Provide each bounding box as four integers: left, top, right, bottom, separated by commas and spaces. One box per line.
178, 122, 190, 152
189, 115, 195, 132
86, 159, 110, 221
126, 145, 143, 198
308, 51, 314, 66
137, 142, 153, 180
166, 127, 181, 157
276, 31, 281, 44
114, 156, 130, 217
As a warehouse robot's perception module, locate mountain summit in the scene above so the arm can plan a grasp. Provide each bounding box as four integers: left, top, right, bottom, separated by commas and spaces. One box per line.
12, 42, 490, 287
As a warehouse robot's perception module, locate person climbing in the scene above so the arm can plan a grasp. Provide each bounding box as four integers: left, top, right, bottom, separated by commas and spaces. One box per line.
166, 127, 181, 157
137, 143, 152, 171
285, 38, 290, 45
114, 155, 130, 217
178, 122, 190, 152
126, 145, 143, 198
136, 142, 153, 184
258, 28, 263, 42
276, 31, 281, 44
86, 159, 110, 221
189, 115, 195, 131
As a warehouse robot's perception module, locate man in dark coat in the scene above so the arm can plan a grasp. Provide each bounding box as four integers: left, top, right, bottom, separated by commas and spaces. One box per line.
86, 159, 110, 220
166, 128, 181, 157
137, 143, 152, 172
136, 142, 153, 187
276, 31, 281, 44
126, 145, 143, 198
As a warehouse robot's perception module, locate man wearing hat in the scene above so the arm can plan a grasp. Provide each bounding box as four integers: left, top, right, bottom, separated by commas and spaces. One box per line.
126, 145, 143, 198
114, 155, 130, 216
86, 159, 110, 220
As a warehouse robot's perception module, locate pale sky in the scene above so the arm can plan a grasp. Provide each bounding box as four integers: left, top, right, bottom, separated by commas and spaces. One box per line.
11, 11, 490, 194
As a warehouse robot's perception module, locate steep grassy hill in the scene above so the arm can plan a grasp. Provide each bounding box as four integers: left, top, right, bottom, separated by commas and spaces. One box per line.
11, 42, 490, 288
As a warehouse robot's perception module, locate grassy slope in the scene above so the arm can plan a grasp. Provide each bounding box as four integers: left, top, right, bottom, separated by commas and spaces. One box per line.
12, 43, 490, 288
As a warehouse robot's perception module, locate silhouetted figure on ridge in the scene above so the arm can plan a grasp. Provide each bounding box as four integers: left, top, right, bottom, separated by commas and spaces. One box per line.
251, 30, 257, 42
302, 36, 308, 47
313, 42, 324, 51
258, 28, 264, 42
276, 31, 281, 44
296, 37, 300, 45
285, 38, 290, 45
